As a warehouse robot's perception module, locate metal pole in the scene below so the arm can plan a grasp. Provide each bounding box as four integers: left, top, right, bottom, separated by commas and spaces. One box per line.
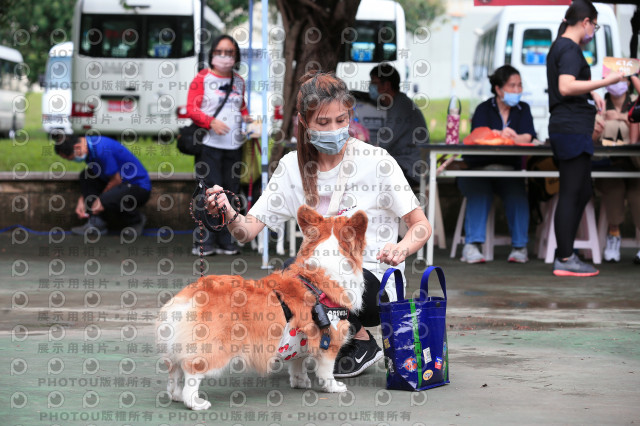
199, 0, 206, 70
247, 0, 254, 108
260, 0, 271, 269
451, 14, 461, 98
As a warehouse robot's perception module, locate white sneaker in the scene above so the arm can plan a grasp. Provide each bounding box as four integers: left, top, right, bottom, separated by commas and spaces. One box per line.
508, 247, 529, 263
461, 243, 485, 263
603, 235, 621, 263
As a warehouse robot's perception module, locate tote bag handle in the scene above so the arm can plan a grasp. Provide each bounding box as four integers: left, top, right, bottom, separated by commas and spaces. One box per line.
379, 267, 405, 303
419, 266, 447, 300
379, 266, 447, 304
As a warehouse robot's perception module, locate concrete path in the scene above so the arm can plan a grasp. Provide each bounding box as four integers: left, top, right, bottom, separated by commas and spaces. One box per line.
1, 233, 638, 425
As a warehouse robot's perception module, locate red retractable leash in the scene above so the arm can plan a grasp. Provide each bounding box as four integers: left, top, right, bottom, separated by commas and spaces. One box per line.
189, 179, 241, 277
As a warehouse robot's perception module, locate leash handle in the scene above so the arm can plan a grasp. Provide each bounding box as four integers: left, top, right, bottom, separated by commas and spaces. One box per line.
190, 179, 241, 232
189, 179, 241, 277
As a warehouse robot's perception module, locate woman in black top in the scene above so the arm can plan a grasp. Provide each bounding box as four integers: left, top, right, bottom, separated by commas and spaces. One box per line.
546, 0, 623, 277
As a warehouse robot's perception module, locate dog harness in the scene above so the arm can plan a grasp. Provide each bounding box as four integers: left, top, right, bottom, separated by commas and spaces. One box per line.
275, 275, 350, 350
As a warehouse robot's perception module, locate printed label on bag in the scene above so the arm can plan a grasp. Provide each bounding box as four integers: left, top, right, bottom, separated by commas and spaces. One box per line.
423, 369, 433, 381
402, 357, 417, 372
443, 341, 447, 356
383, 338, 390, 349
423, 347, 432, 363
434, 357, 443, 370
385, 356, 394, 374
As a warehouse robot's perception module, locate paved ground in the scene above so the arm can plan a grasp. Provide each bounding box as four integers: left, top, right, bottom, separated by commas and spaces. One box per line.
1, 231, 639, 425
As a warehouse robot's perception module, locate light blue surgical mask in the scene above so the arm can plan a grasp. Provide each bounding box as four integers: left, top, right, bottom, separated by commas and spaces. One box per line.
368, 84, 379, 102
502, 91, 522, 107
73, 153, 87, 163
308, 125, 350, 155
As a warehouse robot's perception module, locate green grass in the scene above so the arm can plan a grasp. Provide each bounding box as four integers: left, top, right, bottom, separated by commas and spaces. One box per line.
0, 92, 470, 172
0, 92, 195, 173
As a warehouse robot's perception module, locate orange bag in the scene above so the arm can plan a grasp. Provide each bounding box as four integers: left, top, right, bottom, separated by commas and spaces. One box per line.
463, 127, 514, 146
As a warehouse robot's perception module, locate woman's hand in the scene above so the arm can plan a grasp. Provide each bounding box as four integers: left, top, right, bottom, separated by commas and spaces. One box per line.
75, 197, 88, 219
604, 71, 625, 86
592, 115, 605, 142
205, 185, 233, 215
210, 118, 230, 135
501, 127, 518, 140
591, 91, 606, 113
376, 243, 409, 266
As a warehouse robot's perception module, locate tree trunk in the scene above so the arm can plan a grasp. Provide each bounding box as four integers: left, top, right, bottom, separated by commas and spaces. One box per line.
271, 0, 360, 168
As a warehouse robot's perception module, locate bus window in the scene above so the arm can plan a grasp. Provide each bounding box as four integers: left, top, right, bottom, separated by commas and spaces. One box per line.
604, 25, 613, 57
80, 14, 194, 58
80, 15, 141, 58
486, 27, 496, 74
340, 20, 397, 63
473, 32, 487, 81
522, 29, 551, 65
505, 24, 514, 65
45, 56, 71, 89
0, 59, 21, 91
147, 18, 195, 58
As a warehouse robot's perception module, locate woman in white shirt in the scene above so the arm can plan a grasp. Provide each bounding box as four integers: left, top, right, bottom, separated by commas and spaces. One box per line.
206, 71, 431, 378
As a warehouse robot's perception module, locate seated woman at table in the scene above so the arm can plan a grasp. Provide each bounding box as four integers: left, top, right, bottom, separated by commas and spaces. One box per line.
458, 65, 536, 264
593, 75, 640, 264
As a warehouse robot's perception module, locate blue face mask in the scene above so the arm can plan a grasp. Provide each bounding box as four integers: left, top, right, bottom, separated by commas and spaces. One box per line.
73, 153, 87, 163
308, 125, 350, 155
502, 91, 522, 107
368, 84, 379, 102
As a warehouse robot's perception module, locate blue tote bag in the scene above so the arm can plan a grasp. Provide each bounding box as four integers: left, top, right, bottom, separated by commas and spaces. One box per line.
378, 266, 449, 391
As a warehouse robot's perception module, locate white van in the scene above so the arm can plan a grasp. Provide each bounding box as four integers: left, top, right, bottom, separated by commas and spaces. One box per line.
0, 45, 27, 138
336, 0, 409, 93
42, 42, 73, 135
462, 4, 621, 142
71, 0, 224, 137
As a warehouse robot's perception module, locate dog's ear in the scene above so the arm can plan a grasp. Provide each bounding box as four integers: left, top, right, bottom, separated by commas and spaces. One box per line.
348, 210, 368, 242
297, 205, 323, 233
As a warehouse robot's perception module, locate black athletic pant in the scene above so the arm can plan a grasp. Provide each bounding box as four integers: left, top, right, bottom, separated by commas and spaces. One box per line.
79, 169, 150, 228
195, 145, 242, 249
554, 153, 593, 259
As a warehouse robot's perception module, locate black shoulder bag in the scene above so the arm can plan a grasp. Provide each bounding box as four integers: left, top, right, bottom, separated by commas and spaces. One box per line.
177, 74, 234, 156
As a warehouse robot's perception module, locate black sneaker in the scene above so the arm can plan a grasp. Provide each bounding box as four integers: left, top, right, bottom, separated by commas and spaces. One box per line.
71, 215, 108, 236
553, 253, 599, 277
121, 213, 147, 240
333, 330, 383, 378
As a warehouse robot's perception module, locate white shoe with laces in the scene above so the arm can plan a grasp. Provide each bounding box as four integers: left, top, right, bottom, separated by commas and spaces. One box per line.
508, 247, 529, 263
603, 234, 621, 263
461, 243, 485, 263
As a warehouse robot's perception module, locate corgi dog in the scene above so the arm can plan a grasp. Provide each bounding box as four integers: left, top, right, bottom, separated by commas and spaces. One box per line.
157, 205, 367, 410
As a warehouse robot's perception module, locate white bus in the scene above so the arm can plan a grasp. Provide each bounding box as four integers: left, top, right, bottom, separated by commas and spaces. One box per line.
0, 45, 27, 138
42, 42, 73, 135
336, 0, 409, 93
462, 4, 621, 142
71, 0, 224, 138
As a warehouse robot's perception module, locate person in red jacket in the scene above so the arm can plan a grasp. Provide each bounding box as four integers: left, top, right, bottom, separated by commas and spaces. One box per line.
187, 34, 251, 256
